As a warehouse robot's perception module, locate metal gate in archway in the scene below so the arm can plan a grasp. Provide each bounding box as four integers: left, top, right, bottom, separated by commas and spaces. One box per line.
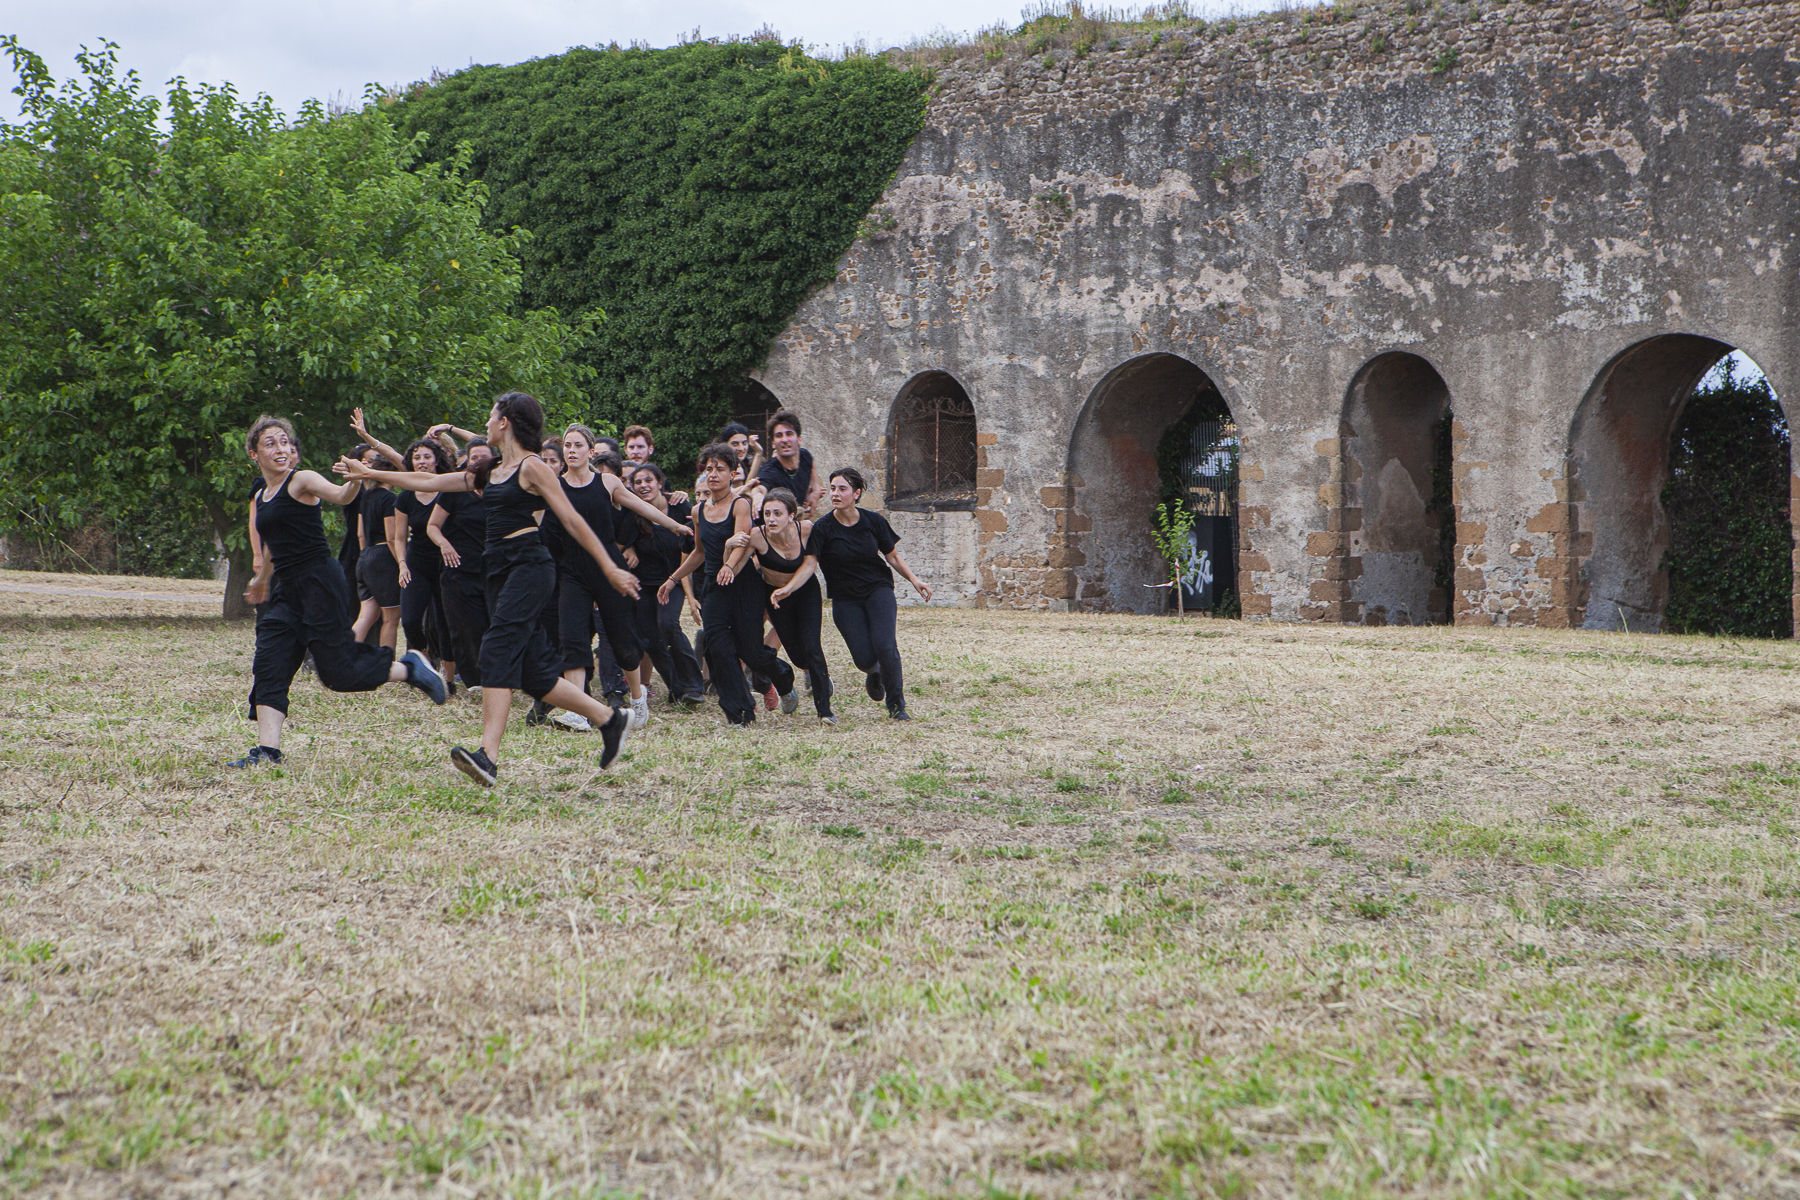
1177, 420, 1239, 610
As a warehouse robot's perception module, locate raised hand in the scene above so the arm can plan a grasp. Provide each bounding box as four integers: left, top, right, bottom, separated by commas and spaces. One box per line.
350, 408, 371, 441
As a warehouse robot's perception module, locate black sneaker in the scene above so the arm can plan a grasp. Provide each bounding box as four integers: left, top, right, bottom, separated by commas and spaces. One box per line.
451, 745, 498, 786
226, 745, 282, 768
526, 699, 551, 726
599, 705, 630, 769
888, 705, 911, 722
865, 670, 885, 703
402, 650, 448, 705
676, 692, 707, 707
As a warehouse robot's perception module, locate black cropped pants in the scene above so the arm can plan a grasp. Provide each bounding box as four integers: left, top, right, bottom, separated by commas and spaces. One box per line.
699, 576, 793, 724
250, 559, 394, 716
559, 552, 642, 676
439, 563, 488, 687
829, 586, 903, 711
480, 540, 563, 700
401, 550, 445, 662
767, 578, 831, 717
635, 584, 704, 700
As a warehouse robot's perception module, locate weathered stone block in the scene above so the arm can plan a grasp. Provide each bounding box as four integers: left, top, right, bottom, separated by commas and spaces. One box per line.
1047, 546, 1086, 568
1524, 504, 1573, 534
1039, 486, 1072, 509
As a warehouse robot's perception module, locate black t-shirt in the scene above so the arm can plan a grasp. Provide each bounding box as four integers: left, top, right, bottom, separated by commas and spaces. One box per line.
757, 448, 814, 509
436, 489, 487, 569
396, 491, 442, 565
541, 474, 626, 566
803, 508, 898, 600
361, 487, 397, 550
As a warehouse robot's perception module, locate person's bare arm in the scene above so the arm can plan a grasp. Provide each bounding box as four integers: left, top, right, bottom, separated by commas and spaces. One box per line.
657, 518, 706, 605
388, 510, 410, 589
427, 502, 461, 569
603, 473, 687, 533
349, 409, 408, 469
335, 458, 473, 493
245, 494, 270, 606
287, 469, 361, 508
527, 457, 639, 598
768, 556, 818, 609
885, 546, 932, 603
718, 497, 753, 584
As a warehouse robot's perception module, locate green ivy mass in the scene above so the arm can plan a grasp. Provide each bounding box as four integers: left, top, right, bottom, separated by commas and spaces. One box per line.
391, 41, 929, 467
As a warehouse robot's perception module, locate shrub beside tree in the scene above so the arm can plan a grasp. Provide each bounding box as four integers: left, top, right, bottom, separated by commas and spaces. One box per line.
0, 39, 592, 616
1662, 358, 1794, 639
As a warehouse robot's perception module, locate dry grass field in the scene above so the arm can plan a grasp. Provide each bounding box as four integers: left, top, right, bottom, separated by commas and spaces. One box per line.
4, 569, 1800, 1199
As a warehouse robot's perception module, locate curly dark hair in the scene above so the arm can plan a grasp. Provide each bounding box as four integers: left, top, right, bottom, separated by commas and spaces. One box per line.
402, 438, 452, 474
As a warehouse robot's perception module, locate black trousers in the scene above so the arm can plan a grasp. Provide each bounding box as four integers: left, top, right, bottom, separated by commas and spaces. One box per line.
439, 563, 488, 687
830, 586, 903, 710
401, 550, 445, 661
481, 540, 563, 700
635, 583, 704, 700
559, 552, 642, 675
250, 559, 393, 716
699, 576, 793, 723
767, 578, 832, 717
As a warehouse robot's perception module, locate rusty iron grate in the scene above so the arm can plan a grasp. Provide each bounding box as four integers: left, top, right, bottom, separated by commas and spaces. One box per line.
894, 391, 978, 502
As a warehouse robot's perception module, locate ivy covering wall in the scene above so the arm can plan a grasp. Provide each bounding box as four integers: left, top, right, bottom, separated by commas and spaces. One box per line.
1662, 361, 1794, 639
392, 40, 929, 466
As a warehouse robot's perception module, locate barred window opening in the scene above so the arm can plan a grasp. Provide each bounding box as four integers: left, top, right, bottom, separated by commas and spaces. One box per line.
891, 373, 978, 509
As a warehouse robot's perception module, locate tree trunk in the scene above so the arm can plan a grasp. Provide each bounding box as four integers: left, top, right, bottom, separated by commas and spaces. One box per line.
208, 501, 256, 621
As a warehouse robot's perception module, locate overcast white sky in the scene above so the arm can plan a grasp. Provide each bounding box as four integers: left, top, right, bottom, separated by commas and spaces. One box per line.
3, 0, 1252, 122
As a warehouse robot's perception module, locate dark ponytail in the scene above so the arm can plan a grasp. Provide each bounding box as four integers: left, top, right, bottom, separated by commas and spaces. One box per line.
494, 391, 545, 454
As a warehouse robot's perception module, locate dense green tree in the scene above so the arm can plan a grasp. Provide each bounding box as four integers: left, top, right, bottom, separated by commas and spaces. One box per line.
0, 39, 592, 616
1662, 358, 1793, 638
391, 39, 928, 468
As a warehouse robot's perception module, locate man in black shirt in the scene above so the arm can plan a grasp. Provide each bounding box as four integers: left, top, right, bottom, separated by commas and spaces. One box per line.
757, 409, 821, 517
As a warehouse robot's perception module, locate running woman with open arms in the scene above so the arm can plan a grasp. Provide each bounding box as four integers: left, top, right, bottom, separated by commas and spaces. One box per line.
428, 439, 495, 698
658, 444, 798, 726
771, 467, 931, 721
543, 426, 688, 733
336, 392, 631, 785
626, 462, 705, 706
232, 416, 447, 768
734, 488, 834, 722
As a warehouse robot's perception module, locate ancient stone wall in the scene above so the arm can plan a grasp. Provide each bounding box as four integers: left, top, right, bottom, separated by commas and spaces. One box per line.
758, 0, 1800, 628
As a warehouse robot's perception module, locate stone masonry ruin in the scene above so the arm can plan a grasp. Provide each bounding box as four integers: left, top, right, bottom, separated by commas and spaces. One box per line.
757, 0, 1799, 629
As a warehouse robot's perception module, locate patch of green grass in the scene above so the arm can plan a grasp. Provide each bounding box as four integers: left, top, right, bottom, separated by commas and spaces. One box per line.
822, 824, 866, 839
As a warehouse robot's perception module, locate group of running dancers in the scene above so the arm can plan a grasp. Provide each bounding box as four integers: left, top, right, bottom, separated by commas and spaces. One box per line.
236, 391, 932, 786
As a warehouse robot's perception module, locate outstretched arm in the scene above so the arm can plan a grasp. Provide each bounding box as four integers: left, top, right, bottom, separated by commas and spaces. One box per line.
288, 469, 362, 507
602, 473, 687, 534
885, 547, 932, 603
349, 408, 407, 469
336, 458, 473, 493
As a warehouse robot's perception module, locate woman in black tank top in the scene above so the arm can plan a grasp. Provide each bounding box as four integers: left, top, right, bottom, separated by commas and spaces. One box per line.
230, 416, 448, 769
657, 443, 797, 726
538, 428, 687, 733
335, 392, 634, 785
734, 488, 833, 721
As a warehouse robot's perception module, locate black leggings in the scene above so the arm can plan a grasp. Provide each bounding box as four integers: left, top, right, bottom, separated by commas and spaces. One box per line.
699, 577, 793, 723
635, 584, 704, 700
767, 578, 832, 717
401, 550, 445, 661
250, 560, 394, 716
830, 587, 903, 710
559, 553, 642, 675
481, 542, 563, 700
439, 564, 488, 687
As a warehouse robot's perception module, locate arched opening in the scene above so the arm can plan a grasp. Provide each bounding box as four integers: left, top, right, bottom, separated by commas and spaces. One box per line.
1067, 353, 1237, 615
1568, 336, 1792, 635
728, 378, 783, 438
1339, 352, 1455, 626
888, 371, 978, 512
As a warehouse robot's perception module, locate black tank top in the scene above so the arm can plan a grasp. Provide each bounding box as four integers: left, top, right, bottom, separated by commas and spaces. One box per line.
254, 471, 330, 576
483, 459, 546, 550
756, 530, 806, 575
546, 473, 623, 566
697, 495, 749, 581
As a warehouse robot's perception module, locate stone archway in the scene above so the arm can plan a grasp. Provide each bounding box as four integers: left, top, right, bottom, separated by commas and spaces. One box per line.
1563, 335, 1793, 632
1063, 353, 1232, 614
1332, 352, 1456, 626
